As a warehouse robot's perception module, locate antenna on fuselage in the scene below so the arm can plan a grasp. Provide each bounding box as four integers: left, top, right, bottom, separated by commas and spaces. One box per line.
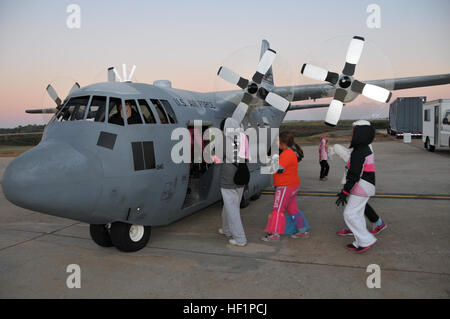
108, 64, 136, 82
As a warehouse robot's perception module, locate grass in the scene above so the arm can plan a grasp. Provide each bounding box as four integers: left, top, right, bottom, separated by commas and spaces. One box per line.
280, 119, 391, 145
0, 145, 34, 157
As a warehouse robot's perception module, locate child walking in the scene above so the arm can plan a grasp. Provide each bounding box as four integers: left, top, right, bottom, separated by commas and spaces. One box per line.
262, 132, 310, 242
335, 120, 378, 253
319, 136, 330, 181
333, 140, 387, 236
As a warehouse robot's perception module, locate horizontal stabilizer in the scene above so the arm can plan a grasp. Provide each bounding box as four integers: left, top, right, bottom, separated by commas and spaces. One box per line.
25, 108, 58, 114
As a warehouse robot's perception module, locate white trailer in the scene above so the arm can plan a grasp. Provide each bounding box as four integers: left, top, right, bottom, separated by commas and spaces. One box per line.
422, 99, 450, 151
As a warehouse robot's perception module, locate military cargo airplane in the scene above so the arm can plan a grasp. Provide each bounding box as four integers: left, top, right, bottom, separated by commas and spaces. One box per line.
3, 37, 450, 252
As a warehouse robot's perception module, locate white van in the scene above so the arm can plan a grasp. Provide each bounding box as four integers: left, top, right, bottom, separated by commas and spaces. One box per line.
422, 99, 450, 151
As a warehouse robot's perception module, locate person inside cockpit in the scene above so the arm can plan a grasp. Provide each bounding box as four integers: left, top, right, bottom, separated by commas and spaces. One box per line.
109, 101, 142, 125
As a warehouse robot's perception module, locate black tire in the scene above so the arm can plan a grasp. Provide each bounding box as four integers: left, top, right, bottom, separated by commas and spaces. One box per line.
110, 222, 151, 252
89, 224, 113, 247
429, 144, 435, 152
250, 191, 261, 201
240, 187, 250, 209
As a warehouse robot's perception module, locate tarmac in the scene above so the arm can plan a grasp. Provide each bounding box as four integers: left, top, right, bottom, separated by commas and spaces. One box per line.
0, 139, 449, 298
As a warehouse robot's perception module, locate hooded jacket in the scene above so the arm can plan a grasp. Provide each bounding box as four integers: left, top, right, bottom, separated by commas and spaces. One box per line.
343, 124, 376, 197
319, 136, 328, 162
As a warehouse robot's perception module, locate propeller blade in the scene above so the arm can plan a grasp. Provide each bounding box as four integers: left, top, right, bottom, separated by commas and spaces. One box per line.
265, 92, 290, 112
252, 49, 276, 84
325, 100, 344, 127
112, 68, 123, 82
343, 36, 365, 76
325, 88, 347, 126
224, 117, 240, 132
127, 65, 136, 81
352, 80, 392, 103
46, 84, 61, 106
68, 82, 80, 95
218, 66, 249, 89
231, 102, 249, 125
301, 63, 339, 85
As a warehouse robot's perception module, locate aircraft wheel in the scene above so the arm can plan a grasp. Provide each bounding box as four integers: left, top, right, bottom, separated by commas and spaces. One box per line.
89, 224, 113, 247
250, 191, 262, 201
110, 222, 151, 252
240, 187, 250, 209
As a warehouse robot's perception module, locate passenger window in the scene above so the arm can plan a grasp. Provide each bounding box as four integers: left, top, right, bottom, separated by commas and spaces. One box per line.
138, 99, 156, 124
57, 96, 90, 121
108, 97, 124, 126
87, 96, 107, 122
160, 100, 177, 123
124, 100, 143, 125
151, 99, 169, 124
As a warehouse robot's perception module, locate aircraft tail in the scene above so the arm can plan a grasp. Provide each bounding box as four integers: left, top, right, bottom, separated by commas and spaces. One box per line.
260, 39, 274, 87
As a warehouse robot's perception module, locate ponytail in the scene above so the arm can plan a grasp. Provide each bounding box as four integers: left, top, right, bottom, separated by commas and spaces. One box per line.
279, 131, 304, 161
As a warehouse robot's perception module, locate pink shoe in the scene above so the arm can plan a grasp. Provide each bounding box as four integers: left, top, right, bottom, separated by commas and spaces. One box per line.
337, 228, 353, 236
291, 231, 310, 239
370, 221, 387, 235
261, 234, 281, 242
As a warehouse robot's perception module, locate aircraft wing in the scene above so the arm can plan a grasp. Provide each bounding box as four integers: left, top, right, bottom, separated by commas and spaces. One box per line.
288, 104, 329, 111
273, 73, 450, 102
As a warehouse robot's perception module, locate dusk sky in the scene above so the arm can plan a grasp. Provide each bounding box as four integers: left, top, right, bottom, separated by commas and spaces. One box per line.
0, 0, 449, 127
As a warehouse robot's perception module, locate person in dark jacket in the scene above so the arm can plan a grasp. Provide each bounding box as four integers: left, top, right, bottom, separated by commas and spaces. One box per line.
215, 119, 248, 247
109, 101, 142, 126
336, 120, 377, 253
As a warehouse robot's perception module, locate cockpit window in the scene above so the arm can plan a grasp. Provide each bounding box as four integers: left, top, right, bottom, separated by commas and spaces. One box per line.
69, 96, 90, 121
138, 99, 156, 124
124, 99, 143, 125
108, 97, 124, 126
56, 96, 90, 121
161, 100, 177, 123
86, 96, 107, 122
151, 99, 169, 124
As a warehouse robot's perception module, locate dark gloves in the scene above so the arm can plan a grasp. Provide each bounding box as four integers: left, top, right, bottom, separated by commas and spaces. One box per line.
336, 190, 349, 206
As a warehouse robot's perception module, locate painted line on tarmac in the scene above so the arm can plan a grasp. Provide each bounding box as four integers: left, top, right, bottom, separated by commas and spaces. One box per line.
261, 191, 450, 200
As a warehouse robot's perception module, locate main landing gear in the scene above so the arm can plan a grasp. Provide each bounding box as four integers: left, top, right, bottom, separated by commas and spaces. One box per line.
89, 222, 151, 252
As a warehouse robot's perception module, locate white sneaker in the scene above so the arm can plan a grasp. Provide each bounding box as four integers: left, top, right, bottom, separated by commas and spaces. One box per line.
218, 228, 232, 238
229, 239, 247, 247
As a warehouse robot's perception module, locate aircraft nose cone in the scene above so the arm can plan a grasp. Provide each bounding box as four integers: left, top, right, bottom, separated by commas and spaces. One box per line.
2, 141, 103, 221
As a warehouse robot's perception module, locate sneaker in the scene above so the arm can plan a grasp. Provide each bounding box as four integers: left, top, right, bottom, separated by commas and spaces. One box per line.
320, 177, 328, 181
261, 234, 281, 242
370, 221, 387, 235
337, 228, 353, 236
228, 239, 247, 247
291, 231, 310, 239
346, 242, 375, 253
355, 242, 376, 253
218, 228, 232, 238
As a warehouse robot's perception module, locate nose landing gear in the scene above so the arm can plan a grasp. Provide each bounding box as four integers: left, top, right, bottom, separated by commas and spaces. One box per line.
89, 222, 151, 252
